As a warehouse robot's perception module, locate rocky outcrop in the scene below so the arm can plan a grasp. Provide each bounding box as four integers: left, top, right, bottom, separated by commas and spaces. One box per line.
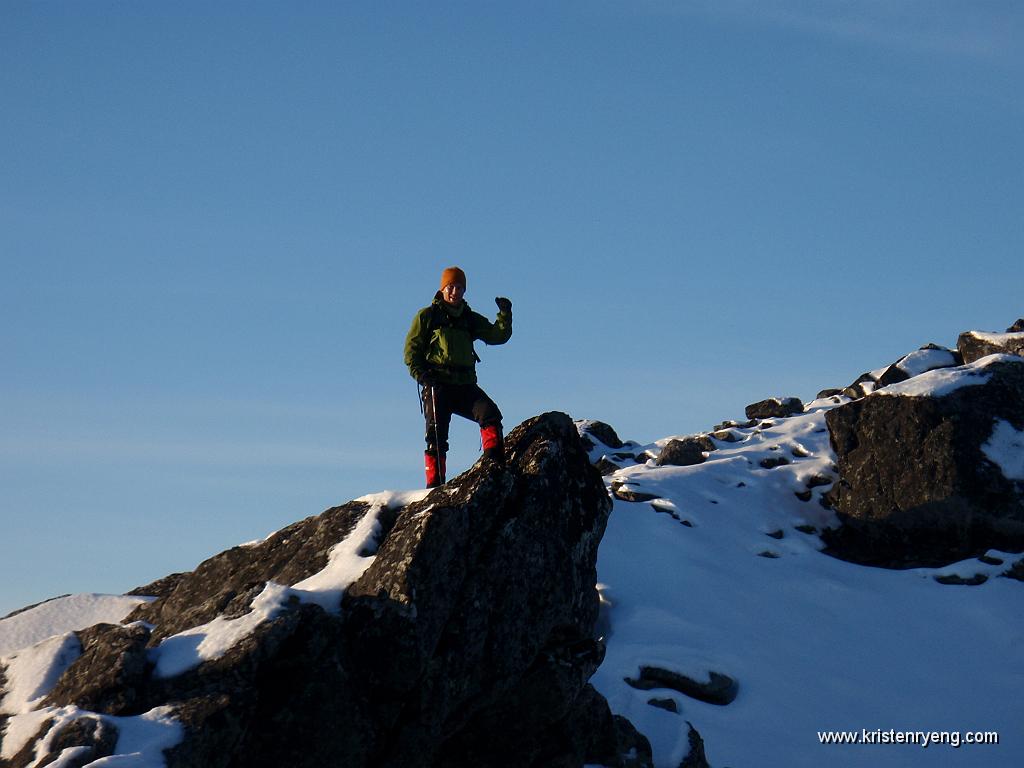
840, 345, 961, 400
656, 436, 715, 467
679, 723, 711, 768
874, 344, 961, 388
823, 357, 1024, 567
578, 420, 624, 451
7, 413, 639, 768
44, 623, 150, 715
578, 420, 652, 479
744, 397, 803, 420
37, 716, 119, 768
624, 666, 738, 707
957, 329, 1024, 364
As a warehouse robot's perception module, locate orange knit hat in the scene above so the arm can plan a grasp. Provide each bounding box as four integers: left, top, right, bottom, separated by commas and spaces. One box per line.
440, 266, 467, 290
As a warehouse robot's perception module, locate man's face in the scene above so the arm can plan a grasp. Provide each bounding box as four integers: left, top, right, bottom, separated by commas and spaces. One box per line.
442, 282, 465, 306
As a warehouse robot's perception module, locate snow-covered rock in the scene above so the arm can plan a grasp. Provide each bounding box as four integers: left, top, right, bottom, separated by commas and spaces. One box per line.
958, 328, 1024, 363
824, 355, 1024, 567
0, 412, 643, 768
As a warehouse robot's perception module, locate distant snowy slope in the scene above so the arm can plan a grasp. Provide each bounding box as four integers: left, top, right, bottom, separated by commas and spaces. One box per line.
0, 594, 148, 657
587, 396, 1024, 768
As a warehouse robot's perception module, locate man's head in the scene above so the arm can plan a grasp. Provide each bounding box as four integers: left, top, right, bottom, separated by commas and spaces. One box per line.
440, 266, 466, 306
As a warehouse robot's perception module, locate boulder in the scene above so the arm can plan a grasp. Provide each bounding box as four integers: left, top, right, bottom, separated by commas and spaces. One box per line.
577, 420, 623, 451
875, 344, 961, 389
624, 666, 738, 706
656, 437, 714, 467
710, 429, 741, 443
20, 413, 638, 768
647, 697, 678, 713
842, 373, 878, 400
610, 480, 660, 503
957, 329, 1024, 364
714, 419, 756, 430
823, 357, 1024, 567
1008, 318, 1024, 333
594, 456, 623, 476
744, 397, 803, 420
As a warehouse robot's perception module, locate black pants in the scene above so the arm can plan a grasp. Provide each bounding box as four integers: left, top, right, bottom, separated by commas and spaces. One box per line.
422, 382, 502, 455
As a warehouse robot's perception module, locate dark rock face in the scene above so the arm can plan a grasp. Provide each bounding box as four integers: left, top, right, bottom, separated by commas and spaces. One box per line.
126, 501, 377, 642
26, 412, 634, 768
823, 359, 1024, 567
1008, 318, 1024, 333
44, 623, 151, 715
125, 572, 188, 600
744, 397, 803, 420
657, 437, 713, 467
679, 723, 711, 768
958, 329, 1024, 364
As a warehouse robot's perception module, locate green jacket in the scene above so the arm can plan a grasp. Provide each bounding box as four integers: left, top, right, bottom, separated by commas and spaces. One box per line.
404, 292, 513, 385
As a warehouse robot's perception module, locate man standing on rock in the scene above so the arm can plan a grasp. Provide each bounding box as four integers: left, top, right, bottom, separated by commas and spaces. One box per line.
404, 266, 513, 488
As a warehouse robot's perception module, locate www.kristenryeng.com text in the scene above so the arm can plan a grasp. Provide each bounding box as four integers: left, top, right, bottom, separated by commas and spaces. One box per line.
818, 728, 999, 749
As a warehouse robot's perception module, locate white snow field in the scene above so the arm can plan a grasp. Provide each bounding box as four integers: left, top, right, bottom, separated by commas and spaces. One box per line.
587, 386, 1024, 767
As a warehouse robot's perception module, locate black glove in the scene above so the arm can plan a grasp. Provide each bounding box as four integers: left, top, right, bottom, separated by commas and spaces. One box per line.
495, 296, 512, 314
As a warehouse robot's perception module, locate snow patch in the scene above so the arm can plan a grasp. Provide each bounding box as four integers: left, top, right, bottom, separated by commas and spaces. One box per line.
15, 704, 183, 768
874, 354, 1016, 398
1, 633, 82, 760
1, 707, 54, 761
91, 705, 183, 767
0, 594, 149, 657
151, 502, 387, 679
355, 488, 430, 508
1, 633, 81, 715
896, 347, 957, 376
982, 419, 1024, 480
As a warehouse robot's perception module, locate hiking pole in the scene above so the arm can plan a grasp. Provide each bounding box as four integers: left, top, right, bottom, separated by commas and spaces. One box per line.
429, 383, 441, 462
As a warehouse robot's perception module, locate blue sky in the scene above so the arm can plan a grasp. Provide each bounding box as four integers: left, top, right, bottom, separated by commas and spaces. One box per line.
2, 0, 1022, 616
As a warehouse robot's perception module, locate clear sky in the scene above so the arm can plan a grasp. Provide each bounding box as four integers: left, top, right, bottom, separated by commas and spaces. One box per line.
2, 0, 1022, 617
